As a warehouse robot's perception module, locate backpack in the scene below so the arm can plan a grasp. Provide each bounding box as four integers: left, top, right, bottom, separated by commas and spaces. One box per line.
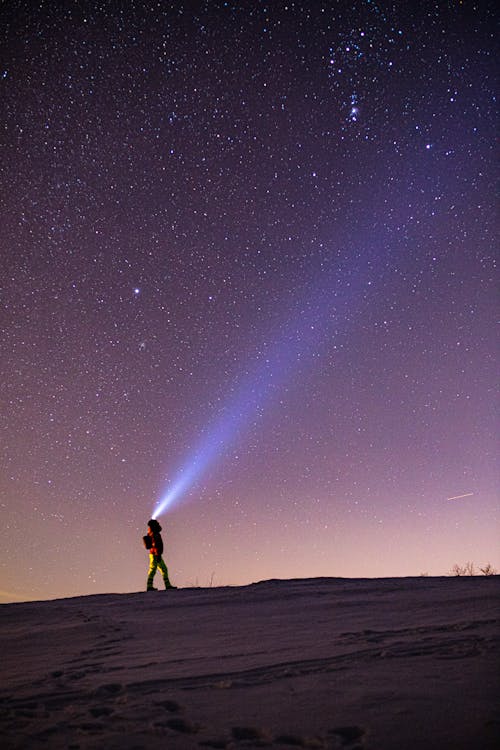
143, 535, 152, 550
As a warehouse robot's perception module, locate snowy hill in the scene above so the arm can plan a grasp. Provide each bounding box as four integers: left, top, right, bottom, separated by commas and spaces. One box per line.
1, 577, 499, 749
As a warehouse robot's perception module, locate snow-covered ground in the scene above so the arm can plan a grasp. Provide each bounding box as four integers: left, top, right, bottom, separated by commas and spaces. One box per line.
1, 577, 498, 749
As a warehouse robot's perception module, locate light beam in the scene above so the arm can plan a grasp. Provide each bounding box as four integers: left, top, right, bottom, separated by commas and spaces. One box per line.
152, 264, 370, 518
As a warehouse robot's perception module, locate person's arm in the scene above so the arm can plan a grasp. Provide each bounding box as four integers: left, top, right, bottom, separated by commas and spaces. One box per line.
155, 533, 164, 557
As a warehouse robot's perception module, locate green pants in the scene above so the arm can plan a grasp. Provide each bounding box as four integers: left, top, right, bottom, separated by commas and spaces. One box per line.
147, 555, 171, 589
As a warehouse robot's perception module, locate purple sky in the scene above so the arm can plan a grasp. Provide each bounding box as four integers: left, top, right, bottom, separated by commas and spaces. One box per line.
1, 0, 498, 601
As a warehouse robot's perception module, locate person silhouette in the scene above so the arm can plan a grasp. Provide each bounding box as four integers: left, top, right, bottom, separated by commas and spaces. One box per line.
143, 519, 176, 591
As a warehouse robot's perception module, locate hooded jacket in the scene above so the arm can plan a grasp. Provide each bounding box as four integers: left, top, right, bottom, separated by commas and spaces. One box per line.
147, 520, 164, 557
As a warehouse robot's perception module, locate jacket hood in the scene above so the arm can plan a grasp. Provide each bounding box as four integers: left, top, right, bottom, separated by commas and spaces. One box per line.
148, 519, 162, 532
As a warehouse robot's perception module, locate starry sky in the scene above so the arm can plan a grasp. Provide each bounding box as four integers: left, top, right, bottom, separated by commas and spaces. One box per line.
1, 0, 498, 602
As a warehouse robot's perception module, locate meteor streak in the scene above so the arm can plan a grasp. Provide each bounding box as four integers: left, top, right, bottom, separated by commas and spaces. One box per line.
447, 492, 474, 501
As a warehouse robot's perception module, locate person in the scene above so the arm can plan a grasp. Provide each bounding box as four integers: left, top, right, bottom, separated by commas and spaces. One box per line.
144, 519, 176, 591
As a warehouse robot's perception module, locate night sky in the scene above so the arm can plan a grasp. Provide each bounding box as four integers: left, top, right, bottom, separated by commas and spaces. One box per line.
1, 1, 498, 602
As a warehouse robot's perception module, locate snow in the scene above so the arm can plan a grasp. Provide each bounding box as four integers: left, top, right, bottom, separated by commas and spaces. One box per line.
1, 577, 499, 749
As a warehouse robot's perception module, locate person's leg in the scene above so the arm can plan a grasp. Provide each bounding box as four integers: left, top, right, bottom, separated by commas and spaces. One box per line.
158, 557, 174, 588
147, 554, 158, 590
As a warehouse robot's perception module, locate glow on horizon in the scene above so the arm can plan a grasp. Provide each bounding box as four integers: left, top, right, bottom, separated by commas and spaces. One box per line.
152, 266, 372, 519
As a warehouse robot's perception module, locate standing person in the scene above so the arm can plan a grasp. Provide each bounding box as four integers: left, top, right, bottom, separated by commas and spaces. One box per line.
144, 519, 176, 591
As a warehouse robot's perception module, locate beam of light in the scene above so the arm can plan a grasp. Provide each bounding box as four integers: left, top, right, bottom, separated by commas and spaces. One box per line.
152, 264, 371, 518
447, 492, 474, 501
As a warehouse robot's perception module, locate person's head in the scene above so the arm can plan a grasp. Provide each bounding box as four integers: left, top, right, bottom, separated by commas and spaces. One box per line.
148, 518, 161, 533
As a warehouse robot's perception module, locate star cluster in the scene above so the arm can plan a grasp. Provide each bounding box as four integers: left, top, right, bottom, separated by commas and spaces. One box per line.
0, 1, 497, 600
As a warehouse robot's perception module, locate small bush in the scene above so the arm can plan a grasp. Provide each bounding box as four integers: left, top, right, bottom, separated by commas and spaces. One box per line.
479, 563, 497, 576
450, 562, 497, 576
